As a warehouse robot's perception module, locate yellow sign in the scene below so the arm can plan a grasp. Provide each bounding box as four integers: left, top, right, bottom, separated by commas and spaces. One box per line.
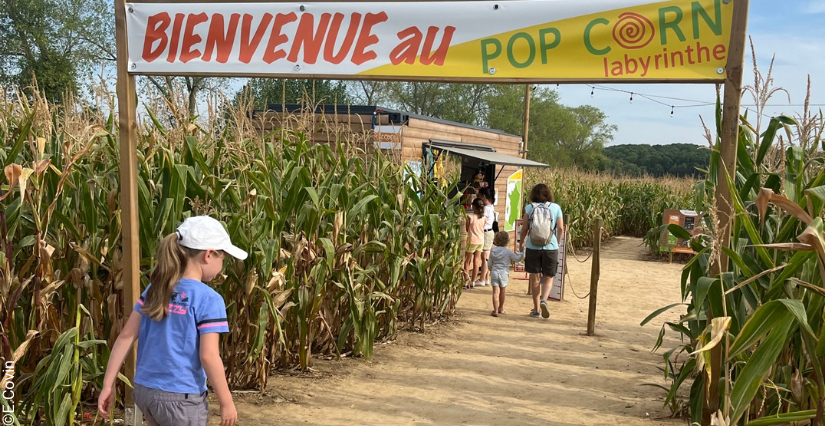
127, 0, 733, 82
366, 0, 733, 81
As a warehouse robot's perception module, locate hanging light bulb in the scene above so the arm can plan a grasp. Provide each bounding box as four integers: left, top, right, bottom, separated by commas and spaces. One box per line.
629, 92, 634, 104
670, 106, 674, 118
590, 87, 594, 97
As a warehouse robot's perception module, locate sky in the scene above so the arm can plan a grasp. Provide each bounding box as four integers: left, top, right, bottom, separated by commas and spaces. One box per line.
553, 0, 825, 145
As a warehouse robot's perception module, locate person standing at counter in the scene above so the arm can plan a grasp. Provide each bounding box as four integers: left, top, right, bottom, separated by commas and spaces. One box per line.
476, 188, 496, 287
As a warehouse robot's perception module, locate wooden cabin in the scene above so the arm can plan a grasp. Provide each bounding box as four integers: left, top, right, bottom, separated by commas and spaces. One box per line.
253, 105, 548, 243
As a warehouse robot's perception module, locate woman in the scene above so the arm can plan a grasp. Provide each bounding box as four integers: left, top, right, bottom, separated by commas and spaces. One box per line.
518, 184, 564, 319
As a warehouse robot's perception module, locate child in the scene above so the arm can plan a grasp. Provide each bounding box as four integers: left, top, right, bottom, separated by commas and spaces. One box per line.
98, 216, 246, 426
488, 231, 524, 317
464, 198, 486, 289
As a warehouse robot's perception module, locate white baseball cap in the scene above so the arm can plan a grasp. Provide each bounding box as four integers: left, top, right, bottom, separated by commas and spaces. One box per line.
176, 216, 248, 260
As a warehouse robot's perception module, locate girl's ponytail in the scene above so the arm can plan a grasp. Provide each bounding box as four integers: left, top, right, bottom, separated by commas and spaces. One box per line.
144, 233, 190, 320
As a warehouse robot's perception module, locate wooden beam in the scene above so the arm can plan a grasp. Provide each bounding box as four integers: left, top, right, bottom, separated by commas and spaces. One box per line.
129, 70, 727, 85
586, 217, 602, 336
705, 0, 750, 424
115, 0, 141, 423
522, 85, 531, 159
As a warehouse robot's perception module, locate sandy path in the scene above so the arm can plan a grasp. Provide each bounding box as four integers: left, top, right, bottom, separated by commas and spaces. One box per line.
229, 236, 685, 425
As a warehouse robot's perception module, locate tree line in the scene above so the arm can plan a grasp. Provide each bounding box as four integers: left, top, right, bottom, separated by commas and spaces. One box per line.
603, 143, 710, 177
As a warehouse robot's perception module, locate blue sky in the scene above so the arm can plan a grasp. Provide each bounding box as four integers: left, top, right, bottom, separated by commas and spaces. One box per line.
554, 0, 825, 145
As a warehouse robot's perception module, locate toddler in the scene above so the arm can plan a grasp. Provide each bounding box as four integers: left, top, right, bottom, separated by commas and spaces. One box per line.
487, 231, 524, 316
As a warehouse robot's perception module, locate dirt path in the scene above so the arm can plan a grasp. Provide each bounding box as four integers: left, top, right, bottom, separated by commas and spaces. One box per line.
230, 236, 685, 425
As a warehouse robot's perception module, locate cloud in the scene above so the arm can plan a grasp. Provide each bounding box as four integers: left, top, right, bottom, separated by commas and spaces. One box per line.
803, 1, 825, 14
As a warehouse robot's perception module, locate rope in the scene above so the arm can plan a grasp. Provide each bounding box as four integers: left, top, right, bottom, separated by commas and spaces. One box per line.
567, 244, 594, 263
564, 235, 592, 299
564, 264, 590, 299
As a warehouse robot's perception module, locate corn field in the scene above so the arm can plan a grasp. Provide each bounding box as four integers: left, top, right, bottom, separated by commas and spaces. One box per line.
0, 93, 465, 424
525, 169, 696, 250
644, 93, 825, 425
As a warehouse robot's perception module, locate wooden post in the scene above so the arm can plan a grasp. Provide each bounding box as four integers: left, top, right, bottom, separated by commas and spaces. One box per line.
521, 84, 531, 159
114, 0, 142, 424
586, 217, 601, 336
705, 0, 750, 424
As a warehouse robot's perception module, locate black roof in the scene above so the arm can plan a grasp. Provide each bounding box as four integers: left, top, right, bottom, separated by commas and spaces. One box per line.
255, 104, 521, 138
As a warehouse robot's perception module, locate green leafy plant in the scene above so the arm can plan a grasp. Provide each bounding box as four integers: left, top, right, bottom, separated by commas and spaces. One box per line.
646, 89, 825, 424
1, 90, 465, 422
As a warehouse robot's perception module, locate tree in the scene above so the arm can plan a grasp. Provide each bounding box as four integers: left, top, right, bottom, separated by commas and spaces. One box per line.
485, 86, 617, 171
144, 76, 216, 120
603, 143, 710, 177
381, 82, 491, 124
347, 81, 391, 105
238, 78, 352, 110
0, 0, 115, 101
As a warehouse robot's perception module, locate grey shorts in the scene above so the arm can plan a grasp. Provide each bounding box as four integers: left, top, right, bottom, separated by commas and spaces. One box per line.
490, 270, 509, 287
133, 383, 209, 426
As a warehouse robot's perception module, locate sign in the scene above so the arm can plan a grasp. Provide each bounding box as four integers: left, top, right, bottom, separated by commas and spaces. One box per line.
374, 125, 401, 150
404, 161, 423, 196
662, 208, 701, 254
504, 169, 522, 232
125, 0, 733, 81
549, 230, 567, 301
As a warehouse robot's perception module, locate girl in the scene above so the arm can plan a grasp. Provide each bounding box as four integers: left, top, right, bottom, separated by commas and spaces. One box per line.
487, 231, 524, 317
98, 216, 247, 426
464, 198, 486, 289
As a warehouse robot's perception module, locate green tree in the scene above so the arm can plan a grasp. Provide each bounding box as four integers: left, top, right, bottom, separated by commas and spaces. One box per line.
0, 0, 115, 101
238, 78, 352, 109
603, 143, 710, 177
487, 86, 617, 171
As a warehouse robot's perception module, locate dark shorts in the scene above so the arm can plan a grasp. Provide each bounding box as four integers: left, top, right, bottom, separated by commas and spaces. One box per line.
525, 249, 558, 277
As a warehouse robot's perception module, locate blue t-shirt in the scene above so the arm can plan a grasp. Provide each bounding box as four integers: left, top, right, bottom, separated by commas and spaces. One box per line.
524, 202, 563, 251
133, 278, 229, 394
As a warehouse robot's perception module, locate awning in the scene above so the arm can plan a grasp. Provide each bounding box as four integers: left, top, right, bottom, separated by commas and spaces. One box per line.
427, 141, 549, 168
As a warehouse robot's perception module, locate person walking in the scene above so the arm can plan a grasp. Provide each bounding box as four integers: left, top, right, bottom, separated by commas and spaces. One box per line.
477, 188, 496, 287
99, 216, 246, 426
487, 231, 524, 317
518, 184, 564, 319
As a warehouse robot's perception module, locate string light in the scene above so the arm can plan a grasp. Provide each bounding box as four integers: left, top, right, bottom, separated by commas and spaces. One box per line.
581, 84, 822, 119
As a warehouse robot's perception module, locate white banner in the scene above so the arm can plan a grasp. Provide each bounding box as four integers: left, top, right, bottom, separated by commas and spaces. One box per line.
125, 0, 733, 81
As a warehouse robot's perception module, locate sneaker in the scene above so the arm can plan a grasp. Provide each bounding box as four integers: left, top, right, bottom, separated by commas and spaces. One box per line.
540, 300, 550, 319
477, 281, 487, 287
529, 310, 540, 317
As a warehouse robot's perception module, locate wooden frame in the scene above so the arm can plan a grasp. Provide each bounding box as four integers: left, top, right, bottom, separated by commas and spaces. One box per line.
113, 1, 749, 424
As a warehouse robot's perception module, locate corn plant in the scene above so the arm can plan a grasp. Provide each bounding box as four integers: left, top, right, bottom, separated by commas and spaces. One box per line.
645, 95, 825, 425
17, 305, 113, 426
1, 92, 465, 423
526, 169, 695, 249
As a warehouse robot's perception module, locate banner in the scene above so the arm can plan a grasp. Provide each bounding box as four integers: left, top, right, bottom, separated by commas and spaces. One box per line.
504, 169, 522, 232
126, 0, 733, 81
